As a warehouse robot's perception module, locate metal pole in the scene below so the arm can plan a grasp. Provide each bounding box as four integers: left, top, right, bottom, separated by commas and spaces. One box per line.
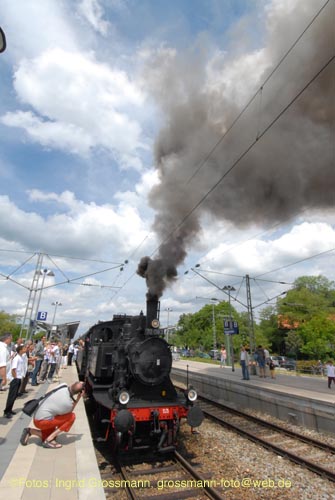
165, 307, 172, 343
226, 327, 231, 365
228, 290, 235, 372
212, 302, 217, 359
31, 271, 47, 340
21, 253, 43, 339
50, 301, 61, 340
246, 274, 256, 375
222, 285, 236, 371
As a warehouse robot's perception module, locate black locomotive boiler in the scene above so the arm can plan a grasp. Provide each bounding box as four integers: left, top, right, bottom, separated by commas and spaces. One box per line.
76, 296, 203, 453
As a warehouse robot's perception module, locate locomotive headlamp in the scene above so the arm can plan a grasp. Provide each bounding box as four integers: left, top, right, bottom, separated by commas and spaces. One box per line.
187, 388, 198, 402
119, 390, 130, 405
151, 319, 160, 328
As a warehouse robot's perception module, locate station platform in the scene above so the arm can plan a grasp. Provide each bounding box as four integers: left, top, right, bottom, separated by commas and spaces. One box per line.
172, 360, 335, 434
0, 366, 105, 500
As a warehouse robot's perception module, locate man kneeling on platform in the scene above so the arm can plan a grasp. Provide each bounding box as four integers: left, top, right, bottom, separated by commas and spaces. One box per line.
20, 381, 84, 449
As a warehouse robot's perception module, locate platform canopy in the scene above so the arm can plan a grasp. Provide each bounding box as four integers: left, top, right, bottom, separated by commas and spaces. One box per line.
35, 320, 80, 341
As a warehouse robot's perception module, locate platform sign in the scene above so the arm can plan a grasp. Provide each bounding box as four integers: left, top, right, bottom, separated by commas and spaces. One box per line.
37, 311, 48, 321
224, 320, 239, 335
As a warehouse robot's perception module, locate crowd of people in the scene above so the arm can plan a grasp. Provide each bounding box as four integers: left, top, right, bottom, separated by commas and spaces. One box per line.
0, 332, 85, 449
0, 333, 82, 419
218, 343, 277, 381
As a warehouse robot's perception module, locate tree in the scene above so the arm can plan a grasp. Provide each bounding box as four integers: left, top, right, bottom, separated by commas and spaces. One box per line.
285, 330, 303, 358
257, 306, 281, 352
0, 310, 21, 338
297, 313, 335, 359
176, 301, 244, 353
259, 274, 335, 359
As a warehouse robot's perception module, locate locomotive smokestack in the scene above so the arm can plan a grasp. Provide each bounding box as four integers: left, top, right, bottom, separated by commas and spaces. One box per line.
146, 296, 160, 329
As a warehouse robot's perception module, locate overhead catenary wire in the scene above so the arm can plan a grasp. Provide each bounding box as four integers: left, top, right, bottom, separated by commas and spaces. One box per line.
114, 46, 334, 301
189, 206, 311, 272
2, 3, 333, 307
0, 250, 127, 294
188, 268, 294, 286
149, 54, 335, 262
188, 243, 335, 310
112, 1, 334, 299
254, 246, 335, 279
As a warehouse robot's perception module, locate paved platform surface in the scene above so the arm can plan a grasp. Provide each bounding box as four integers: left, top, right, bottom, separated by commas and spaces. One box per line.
0, 366, 105, 500
172, 359, 335, 403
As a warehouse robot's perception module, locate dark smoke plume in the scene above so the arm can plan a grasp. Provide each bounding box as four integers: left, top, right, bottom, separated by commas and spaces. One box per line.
138, 0, 335, 298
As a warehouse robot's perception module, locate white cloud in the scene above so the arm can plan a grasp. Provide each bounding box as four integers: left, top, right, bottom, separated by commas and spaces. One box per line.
78, 0, 110, 35
203, 222, 335, 277
2, 48, 147, 160
27, 189, 79, 208
1, 0, 77, 59
0, 191, 149, 260
1, 111, 93, 156
114, 168, 159, 208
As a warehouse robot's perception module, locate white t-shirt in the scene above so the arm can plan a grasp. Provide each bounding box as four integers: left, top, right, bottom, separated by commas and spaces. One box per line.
0, 341, 9, 368
11, 353, 26, 379
327, 364, 335, 377
240, 350, 248, 361
35, 384, 74, 420
50, 345, 60, 364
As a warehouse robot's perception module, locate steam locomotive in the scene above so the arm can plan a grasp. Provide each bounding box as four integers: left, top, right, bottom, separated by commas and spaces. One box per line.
76, 297, 203, 453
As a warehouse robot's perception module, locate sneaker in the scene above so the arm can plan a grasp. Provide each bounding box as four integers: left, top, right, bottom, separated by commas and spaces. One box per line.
3, 412, 12, 419
10, 411, 17, 415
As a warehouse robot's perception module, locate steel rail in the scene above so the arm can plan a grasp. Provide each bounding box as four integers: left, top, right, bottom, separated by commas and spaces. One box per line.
200, 399, 335, 482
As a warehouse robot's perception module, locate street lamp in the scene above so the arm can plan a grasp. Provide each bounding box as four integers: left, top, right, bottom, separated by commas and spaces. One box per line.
165, 307, 172, 343
222, 285, 236, 372
49, 301, 62, 340
31, 269, 55, 339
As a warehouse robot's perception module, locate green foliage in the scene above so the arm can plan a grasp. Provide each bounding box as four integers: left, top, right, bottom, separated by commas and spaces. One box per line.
175, 275, 335, 361
285, 330, 303, 357
0, 310, 21, 338
175, 301, 253, 353
297, 314, 335, 358
263, 274, 335, 359
257, 306, 279, 351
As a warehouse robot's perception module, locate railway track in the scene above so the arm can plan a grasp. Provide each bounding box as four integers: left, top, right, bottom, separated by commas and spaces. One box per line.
116, 451, 225, 500
197, 394, 335, 483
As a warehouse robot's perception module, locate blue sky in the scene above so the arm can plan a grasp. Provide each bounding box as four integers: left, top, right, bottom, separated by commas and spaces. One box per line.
0, 0, 334, 335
